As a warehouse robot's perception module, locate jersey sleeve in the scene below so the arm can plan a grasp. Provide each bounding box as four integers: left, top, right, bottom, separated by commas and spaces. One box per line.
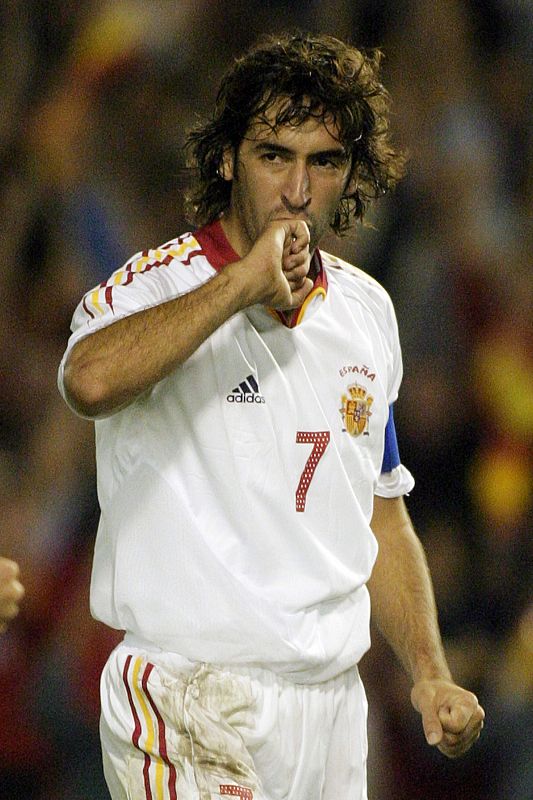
383, 288, 404, 406
375, 292, 415, 497
376, 404, 414, 497
57, 238, 209, 413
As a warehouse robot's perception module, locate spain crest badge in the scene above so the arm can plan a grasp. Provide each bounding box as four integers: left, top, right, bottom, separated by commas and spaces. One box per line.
340, 383, 373, 436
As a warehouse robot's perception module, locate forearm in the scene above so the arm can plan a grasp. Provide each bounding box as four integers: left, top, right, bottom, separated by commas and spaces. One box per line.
369, 496, 485, 756
63, 219, 312, 418
64, 265, 251, 417
368, 496, 451, 684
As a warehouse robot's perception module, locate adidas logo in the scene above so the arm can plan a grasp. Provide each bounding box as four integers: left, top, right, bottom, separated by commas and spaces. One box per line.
226, 374, 266, 404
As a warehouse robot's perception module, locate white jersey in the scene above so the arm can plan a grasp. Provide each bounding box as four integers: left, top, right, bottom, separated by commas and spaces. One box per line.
58, 220, 414, 683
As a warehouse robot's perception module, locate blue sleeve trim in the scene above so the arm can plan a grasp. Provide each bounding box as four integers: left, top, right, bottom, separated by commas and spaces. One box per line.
381, 404, 401, 473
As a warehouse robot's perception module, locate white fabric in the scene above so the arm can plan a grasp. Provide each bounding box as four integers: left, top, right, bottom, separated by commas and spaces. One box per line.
375, 463, 414, 498
58, 229, 414, 682
101, 639, 368, 800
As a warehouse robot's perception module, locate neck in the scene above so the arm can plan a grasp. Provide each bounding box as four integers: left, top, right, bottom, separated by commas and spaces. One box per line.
219, 214, 248, 258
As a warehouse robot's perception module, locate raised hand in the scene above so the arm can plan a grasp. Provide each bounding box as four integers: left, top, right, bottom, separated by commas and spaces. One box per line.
234, 219, 314, 310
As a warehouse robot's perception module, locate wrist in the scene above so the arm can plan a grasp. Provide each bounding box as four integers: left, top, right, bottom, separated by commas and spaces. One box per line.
223, 259, 261, 310
411, 650, 452, 685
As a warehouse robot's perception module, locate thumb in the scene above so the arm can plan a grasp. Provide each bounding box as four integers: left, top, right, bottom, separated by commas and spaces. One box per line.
421, 707, 444, 746
412, 683, 444, 746
288, 276, 314, 308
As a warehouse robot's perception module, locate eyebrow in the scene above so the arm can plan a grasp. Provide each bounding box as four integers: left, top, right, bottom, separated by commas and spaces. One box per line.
252, 141, 349, 161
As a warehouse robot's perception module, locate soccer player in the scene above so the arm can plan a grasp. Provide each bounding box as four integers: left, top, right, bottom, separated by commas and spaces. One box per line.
59, 32, 484, 800
0, 557, 24, 633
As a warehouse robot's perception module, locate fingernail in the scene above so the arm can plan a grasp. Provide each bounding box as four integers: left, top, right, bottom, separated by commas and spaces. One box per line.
428, 733, 440, 745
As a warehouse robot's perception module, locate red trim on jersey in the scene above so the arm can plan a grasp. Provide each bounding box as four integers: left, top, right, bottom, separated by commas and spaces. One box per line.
142, 663, 178, 800
105, 285, 114, 313
82, 295, 95, 319
274, 250, 327, 328
94, 242, 205, 316
122, 655, 153, 800
124, 261, 135, 286
181, 248, 205, 267
194, 219, 241, 270
193, 219, 328, 327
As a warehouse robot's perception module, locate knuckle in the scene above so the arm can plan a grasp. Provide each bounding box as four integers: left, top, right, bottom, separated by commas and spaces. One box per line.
1, 603, 18, 620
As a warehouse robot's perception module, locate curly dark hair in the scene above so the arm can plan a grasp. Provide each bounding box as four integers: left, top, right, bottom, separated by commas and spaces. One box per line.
185, 32, 406, 235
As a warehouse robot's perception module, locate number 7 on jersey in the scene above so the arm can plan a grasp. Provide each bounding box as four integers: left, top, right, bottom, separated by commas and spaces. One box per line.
295, 431, 330, 512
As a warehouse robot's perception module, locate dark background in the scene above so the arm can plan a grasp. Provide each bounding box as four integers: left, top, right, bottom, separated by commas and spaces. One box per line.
1, 1, 531, 797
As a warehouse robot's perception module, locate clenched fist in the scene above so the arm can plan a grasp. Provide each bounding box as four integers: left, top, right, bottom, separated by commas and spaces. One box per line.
0, 558, 25, 633
411, 678, 485, 758
230, 219, 314, 310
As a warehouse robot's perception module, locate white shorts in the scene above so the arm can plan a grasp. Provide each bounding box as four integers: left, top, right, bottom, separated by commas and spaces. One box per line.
100, 639, 368, 800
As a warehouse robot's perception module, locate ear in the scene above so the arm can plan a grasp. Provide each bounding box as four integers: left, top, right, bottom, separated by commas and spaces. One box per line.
219, 147, 235, 181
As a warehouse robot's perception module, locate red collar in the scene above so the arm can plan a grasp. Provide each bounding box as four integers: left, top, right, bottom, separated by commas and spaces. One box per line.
194, 219, 328, 328
194, 219, 241, 270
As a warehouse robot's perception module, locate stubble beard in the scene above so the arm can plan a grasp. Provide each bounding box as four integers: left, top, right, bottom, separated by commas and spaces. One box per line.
230, 157, 338, 254
232, 180, 328, 255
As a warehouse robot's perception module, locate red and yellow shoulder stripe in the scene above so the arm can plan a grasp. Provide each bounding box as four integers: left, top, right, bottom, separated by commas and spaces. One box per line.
82, 234, 204, 319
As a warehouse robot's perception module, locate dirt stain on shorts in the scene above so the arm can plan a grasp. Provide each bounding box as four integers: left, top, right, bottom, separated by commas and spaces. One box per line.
182, 664, 259, 797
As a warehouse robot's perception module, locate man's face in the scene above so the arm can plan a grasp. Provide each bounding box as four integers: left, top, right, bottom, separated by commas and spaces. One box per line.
221, 106, 353, 255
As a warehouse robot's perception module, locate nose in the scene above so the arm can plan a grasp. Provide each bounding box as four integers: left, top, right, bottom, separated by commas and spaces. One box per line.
281, 161, 311, 213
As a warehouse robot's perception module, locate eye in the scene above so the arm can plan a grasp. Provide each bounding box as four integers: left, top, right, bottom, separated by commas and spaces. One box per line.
314, 155, 339, 169
261, 151, 283, 163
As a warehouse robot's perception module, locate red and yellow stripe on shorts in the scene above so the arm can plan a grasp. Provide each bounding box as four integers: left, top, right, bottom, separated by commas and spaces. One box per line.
122, 654, 178, 800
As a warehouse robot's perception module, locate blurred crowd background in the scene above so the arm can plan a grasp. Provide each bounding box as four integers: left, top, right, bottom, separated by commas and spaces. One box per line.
0, 1, 531, 798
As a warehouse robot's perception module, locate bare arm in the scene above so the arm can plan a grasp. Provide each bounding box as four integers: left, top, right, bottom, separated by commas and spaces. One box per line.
64, 220, 313, 418
369, 495, 484, 757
